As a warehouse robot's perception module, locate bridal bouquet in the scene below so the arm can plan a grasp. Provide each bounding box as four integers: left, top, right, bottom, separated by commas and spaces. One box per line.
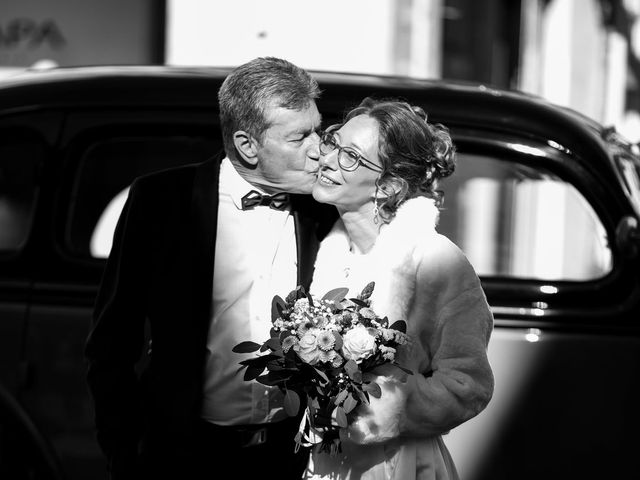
232, 282, 411, 455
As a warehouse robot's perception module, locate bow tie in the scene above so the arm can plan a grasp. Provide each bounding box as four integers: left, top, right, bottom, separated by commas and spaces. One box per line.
240, 190, 290, 211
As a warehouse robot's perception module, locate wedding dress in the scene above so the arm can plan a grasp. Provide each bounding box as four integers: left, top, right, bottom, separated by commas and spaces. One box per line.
303, 197, 494, 480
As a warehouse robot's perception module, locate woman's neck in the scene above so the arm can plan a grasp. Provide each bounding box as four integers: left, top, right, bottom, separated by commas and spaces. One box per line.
338, 204, 381, 254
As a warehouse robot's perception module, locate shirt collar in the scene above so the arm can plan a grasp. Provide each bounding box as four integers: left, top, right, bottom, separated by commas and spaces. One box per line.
220, 157, 268, 210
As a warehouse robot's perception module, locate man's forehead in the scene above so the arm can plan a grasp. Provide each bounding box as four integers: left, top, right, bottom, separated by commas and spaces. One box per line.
264, 102, 321, 129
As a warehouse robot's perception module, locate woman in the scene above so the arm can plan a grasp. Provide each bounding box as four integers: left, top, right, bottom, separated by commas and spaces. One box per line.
305, 98, 494, 479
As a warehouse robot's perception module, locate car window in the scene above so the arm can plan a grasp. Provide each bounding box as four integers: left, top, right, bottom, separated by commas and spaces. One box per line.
66, 135, 221, 259
0, 131, 41, 253
439, 152, 612, 281
617, 155, 640, 216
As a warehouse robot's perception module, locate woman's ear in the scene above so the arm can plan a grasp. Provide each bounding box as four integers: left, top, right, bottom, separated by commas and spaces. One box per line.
232, 131, 259, 166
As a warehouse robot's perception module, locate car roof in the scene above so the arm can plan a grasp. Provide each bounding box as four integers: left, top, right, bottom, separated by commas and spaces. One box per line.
1, 64, 634, 221
0, 64, 600, 126
0, 64, 616, 172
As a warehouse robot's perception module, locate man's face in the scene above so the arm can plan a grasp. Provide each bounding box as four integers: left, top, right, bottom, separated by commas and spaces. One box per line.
253, 102, 322, 194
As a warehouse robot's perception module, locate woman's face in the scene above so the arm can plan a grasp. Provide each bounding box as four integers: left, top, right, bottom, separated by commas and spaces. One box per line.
312, 115, 382, 213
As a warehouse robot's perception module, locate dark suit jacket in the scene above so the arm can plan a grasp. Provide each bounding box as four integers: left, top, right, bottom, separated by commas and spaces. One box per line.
85, 158, 334, 475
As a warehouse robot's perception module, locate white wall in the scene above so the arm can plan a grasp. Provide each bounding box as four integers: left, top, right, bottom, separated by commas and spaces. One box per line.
519, 0, 639, 143
165, 0, 441, 78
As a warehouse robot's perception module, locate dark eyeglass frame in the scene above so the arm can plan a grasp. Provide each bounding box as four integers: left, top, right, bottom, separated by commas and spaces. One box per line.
319, 131, 383, 173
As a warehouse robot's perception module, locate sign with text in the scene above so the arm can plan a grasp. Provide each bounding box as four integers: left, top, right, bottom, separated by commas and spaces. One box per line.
0, 0, 161, 67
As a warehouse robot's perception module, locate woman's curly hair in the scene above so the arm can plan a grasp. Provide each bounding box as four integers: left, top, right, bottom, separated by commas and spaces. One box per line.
344, 97, 456, 223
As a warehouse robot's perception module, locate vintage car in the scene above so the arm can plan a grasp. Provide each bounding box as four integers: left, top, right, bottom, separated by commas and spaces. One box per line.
0, 66, 639, 480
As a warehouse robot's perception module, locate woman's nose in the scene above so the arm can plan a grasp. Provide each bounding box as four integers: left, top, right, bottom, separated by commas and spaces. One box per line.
319, 148, 339, 169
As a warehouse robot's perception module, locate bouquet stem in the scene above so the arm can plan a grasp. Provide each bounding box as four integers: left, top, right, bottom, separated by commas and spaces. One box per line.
295, 406, 343, 457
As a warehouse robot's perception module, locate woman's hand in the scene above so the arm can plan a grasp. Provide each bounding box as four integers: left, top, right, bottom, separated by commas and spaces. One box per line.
341, 363, 411, 445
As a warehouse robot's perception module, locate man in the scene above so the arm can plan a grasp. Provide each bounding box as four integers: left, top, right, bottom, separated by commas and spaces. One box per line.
85, 57, 333, 479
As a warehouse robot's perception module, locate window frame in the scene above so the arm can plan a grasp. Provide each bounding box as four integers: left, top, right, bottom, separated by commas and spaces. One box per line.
53, 109, 223, 276
449, 127, 636, 318
0, 127, 47, 259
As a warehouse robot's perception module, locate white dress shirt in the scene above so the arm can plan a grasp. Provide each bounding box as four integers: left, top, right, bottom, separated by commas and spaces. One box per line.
201, 157, 298, 426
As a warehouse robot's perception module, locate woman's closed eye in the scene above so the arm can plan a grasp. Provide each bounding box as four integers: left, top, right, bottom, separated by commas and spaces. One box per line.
343, 148, 362, 161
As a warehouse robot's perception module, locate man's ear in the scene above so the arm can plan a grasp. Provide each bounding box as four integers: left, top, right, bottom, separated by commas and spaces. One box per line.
232, 131, 259, 166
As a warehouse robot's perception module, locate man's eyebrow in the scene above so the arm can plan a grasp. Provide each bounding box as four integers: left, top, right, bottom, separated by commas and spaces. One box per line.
293, 124, 321, 136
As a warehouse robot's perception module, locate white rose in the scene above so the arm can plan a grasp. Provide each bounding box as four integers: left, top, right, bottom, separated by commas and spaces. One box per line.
342, 325, 378, 363
293, 329, 322, 365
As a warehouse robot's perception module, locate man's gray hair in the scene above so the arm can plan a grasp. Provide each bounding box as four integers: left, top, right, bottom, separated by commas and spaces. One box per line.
218, 57, 321, 160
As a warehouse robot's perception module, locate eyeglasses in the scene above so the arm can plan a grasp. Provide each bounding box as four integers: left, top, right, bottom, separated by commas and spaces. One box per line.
319, 131, 383, 173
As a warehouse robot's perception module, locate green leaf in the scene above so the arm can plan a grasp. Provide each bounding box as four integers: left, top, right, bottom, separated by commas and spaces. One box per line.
260, 337, 282, 352
349, 298, 369, 308
363, 381, 382, 398
339, 298, 356, 309
389, 320, 407, 333
285, 288, 299, 305
312, 367, 330, 385
244, 364, 266, 381
238, 353, 282, 367
392, 362, 413, 377
256, 370, 292, 386
359, 281, 375, 300
344, 359, 358, 376
332, 331, 343, 350
350, 370, 363, 383
284, 389, 300, 416
343, 393, 358, 413
334, 406, 348, 428
335, 388, 348, 405
232, 341, 262, 353
344, 360, 362, 383
353, 386, 370, 404
321, 287, 349, 303
271, 295, 286, 322
280, 330, 294, 341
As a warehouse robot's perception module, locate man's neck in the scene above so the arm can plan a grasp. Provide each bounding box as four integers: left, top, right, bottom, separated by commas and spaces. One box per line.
228, 157, 274, 194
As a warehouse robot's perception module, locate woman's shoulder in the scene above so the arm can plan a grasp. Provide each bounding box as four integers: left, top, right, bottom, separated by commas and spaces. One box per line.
415, 232, 482, 296
374, 196, 439, 254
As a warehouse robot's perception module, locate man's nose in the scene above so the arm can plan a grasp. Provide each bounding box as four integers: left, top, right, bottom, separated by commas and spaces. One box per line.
307, 133, 320, 160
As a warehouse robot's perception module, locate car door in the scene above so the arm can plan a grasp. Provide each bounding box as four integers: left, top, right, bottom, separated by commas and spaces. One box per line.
0, 111, 66, 479
438, 128, 640, 480
19, 108, 223, 480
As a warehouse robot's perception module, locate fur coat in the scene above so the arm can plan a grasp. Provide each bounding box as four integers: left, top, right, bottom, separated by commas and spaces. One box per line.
305, 197, 494, 480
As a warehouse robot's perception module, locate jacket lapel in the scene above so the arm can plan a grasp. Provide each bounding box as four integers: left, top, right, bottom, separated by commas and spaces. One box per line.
190, 158, 220, 334
291, 195, 337, 290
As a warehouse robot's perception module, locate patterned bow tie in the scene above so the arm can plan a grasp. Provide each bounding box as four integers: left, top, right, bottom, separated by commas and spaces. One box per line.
240, 190, 290, 211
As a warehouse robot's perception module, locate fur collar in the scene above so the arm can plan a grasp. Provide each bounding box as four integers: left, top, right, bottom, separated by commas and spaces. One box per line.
312, 197, 440, 315
316, 196, 440, 266
371, 196, 439, 264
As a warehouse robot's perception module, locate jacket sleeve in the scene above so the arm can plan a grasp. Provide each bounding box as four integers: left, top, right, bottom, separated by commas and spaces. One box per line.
345, 234, 494, 444
84, 179, 151, 474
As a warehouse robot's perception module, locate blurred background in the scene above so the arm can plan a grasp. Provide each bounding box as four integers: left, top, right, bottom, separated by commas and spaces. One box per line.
1, 0, 639, 143
2, 3, 640, 480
